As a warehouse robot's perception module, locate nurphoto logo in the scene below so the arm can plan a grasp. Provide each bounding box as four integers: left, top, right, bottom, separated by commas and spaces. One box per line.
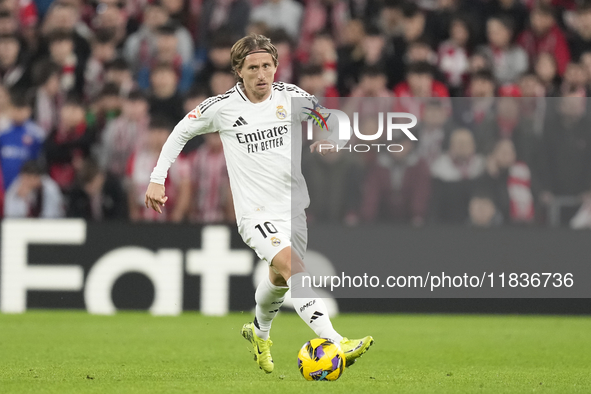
305, 108, 418, 152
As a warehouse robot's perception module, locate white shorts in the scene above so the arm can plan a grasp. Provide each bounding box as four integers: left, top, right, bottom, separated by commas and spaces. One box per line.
238, 213, 308, 264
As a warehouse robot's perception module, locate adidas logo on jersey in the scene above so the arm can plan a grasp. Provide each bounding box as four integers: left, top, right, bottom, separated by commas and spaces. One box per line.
232, 116, 248, 127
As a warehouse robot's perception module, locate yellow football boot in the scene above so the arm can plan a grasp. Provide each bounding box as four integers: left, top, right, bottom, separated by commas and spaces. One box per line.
340, 336, 374, 367
241, 322, 274, 374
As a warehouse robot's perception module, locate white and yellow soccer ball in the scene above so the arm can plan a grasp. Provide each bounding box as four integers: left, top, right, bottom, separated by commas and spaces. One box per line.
297, 338, 346, 381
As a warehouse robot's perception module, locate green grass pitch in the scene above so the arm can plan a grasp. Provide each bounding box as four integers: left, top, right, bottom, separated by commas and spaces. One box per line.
0, 311, 590, 393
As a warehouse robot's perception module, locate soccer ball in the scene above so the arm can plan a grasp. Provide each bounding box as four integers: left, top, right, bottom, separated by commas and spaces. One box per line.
297, 338, 346, 381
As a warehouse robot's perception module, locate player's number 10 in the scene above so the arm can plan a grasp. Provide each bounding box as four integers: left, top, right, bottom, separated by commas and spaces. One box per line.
255, 222, 278, 238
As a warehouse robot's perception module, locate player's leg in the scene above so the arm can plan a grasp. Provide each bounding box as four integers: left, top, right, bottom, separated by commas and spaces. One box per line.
271, 247, 374, 366
252, 267, 288, 340
241, 268, 288, 373
271, 247, 343, 342
239, 219, 290, 374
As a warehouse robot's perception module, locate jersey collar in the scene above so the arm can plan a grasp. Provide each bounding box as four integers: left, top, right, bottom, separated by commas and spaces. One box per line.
236, 82, 274, 104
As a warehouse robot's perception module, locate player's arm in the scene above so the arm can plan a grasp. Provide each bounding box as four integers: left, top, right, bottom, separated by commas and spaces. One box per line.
146, 105, 216, 213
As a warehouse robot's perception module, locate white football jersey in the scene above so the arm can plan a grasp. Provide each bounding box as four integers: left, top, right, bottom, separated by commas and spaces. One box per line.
150, 82, 346, 223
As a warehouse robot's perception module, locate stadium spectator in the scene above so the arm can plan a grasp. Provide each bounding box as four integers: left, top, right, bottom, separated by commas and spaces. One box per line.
518, 4, 571, 76
183, 87, 208, 115
455, 70, 496, 131
538, 92, 591, 223
0, 32, 30, 91
468, 193, 503, 227
568, 4, 591, 61
297, 64, 339, 98
355, 124, 390, 224
486, 0, 530, 37
406, 38, 438, 69
561, 61, 589, 94
534, 52, 561, 95
198, 0, 251, 48
438, 16, 472, 96
137, 24, 194, 94
342, 67, 394, 131
126, 117, 190, 222
0, 9, 18, 35
4, 160, 64, 218
31, 61, 62, 136
298, 0, 349, 59
471, 84, 531, 155
124, 2, 194, 73
39, 2, 91, 59
188, 132, 234, 224
427, 0, 475, 47
67, 158, 127, 220
270, 29, 296, 84
430, 128, 485, 223
517, 73, 546, 153
336, 19, 366, 96
308, 31, 338, 89
91, 1, 128, 48
416, 99, 457, 166
0, 83, 10, 130
209, 67, 235, 96
160, 0, 188, 27
99, 90, 149, 178
45, 98, 96, 192
398, 3, 430, 52
104, 58, 135, 97
467, 51, 493, 76
394, 61, 449, 98
84, 29, 117, 102
477, 139, 535, 224
373, 137, 431, 225
349, 65, 392, 98
363, 25, 388, 68
393, 61, 450, 115
123, 2, 167, 73
387, 2, 430, 87
195, 34, 234, 91
378, 0, 404, 39
250, 0, 303, 41
123, 0, 153, 27
179, 87, 207, 153
303, 147, 362, 225
87, 83, 121, 133
147, 64, 184, 124
480, 16, 529, 84
0, 90, 44, 190
46, 29, 86, 97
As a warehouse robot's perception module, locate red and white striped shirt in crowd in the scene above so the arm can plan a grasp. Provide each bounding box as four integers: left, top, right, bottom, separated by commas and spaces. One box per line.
507, 161, 534, 222
127, 150, 190, 222
188, 139, 231, 224
100, 116, 149, 178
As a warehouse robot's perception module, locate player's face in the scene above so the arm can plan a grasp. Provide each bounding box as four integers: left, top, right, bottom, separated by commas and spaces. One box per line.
238, 52, 277, 102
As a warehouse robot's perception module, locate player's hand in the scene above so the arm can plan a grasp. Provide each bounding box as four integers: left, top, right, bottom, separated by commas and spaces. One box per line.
145, 182, 168, 214
310, 139, 337, 156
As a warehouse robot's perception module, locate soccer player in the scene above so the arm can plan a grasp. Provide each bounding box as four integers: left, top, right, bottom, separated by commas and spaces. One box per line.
145, 34, 374, 373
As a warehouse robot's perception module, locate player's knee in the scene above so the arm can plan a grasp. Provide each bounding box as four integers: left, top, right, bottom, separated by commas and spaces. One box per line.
269, 272, 287, 287
271, 246, 305, 279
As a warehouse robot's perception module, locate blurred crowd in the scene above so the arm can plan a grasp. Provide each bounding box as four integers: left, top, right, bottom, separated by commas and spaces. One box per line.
0, 0, 590, 228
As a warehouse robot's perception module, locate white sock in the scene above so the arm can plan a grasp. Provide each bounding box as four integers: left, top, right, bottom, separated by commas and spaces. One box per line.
288, 272, 343, 343
254, 276, 288, 340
